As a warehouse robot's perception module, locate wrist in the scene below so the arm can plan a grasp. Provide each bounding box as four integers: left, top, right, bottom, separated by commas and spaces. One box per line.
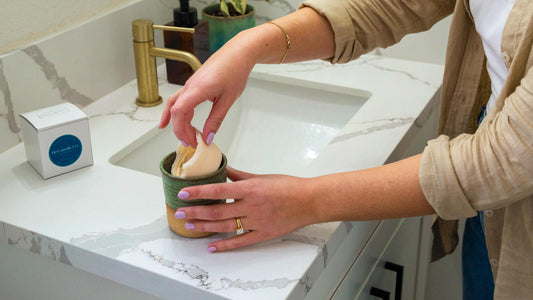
229, 23, 289, 65
216, 29, 261, 70
302, 176, 331, 224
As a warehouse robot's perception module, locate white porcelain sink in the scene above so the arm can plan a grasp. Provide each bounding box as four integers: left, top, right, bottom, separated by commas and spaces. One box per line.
110, 78, 368, 177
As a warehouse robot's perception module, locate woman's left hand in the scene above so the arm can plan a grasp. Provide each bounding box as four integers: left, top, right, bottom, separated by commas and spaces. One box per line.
174, 167, 319, 252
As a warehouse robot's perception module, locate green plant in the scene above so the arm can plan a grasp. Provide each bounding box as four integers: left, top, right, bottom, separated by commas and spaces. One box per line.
219, 0, 269, 16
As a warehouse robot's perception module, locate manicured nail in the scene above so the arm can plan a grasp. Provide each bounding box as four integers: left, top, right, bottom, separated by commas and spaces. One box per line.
207, 246, 217, 253
177, 190, 189, 199
175, 211, 186, 219
180, 140, 188, 147
185, 222, 195, 230
206, 132, 215, 145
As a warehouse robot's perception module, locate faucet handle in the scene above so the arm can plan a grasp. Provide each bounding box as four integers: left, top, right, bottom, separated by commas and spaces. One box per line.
132, 19, 195, 43
153, 24, 195, 34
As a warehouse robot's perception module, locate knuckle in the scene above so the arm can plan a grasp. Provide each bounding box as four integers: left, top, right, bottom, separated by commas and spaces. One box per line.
227, 239, 244, 250
212, 184, 225, 196
186, 206, 199, 218
225, 220, 236, 232
246, 180, 263, 197
170, 104, 183, 117
210, 117, 224, 129
193, 222, 206, 232
207, 208, 222, 220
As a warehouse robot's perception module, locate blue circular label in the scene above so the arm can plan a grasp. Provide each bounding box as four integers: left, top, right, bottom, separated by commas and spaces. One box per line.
49, 135, 83, 167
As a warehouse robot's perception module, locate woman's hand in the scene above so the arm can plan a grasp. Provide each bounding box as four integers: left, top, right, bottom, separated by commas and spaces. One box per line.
159, 34, 256, 148
174, 167, 320, 252
158, 8, 336, 148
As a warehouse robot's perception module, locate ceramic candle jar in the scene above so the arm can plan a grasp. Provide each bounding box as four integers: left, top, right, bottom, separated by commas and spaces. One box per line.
160, 151, 227, 238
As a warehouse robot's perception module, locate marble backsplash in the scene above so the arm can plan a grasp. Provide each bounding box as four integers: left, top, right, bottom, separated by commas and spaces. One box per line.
0, 0, 300, 153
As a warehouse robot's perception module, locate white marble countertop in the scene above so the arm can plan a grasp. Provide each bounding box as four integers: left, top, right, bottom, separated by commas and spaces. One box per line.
0, 56, 443, 299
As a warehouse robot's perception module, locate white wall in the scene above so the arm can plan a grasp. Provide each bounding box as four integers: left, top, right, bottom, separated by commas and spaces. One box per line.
0, 0, 140, 55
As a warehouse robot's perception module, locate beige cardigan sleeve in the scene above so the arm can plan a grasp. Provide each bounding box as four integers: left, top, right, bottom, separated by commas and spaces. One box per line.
420, 67, 533, 220
299, 0, 454, 63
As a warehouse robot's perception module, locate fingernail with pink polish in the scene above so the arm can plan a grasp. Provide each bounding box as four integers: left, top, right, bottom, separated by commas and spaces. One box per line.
206, 132, 215, 145
208, 246, 217, 253
175, 211, 186, 219
185, 222, 195, 230
177, 190, 189, 199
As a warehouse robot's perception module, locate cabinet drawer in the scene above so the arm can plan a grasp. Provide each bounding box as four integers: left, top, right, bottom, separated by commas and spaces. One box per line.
330, 218, 402, 299
357, 217, 421, 300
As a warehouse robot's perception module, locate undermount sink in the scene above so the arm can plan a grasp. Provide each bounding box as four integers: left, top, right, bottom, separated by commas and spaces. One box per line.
110, 78, 369, 177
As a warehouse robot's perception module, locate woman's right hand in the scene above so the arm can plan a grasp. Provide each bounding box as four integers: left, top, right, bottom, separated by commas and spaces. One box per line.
159, 32, 256, 148
159, 8, 336, 147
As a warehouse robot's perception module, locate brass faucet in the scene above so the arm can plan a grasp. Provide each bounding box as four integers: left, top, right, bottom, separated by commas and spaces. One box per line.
132, 19, 202, 107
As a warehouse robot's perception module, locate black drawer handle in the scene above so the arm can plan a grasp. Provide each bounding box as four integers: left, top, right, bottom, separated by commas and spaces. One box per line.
385, 261, 404, 300
370, 261, 404, 300
370, 287, 390, 300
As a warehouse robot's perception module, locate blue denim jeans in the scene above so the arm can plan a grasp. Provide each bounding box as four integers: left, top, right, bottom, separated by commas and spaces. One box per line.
462, 105, 494, 299
462, 105, 494, 300
462, 211, 494, 299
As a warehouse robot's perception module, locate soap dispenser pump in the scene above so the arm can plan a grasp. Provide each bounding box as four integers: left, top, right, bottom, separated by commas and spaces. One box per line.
164, 0, 210, 85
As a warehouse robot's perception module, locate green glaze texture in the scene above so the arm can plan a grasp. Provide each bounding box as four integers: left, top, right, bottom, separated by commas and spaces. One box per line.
160, 151, 227, 209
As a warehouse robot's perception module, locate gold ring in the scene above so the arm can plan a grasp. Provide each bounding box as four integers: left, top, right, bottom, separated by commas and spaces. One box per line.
235, 217, 244, 235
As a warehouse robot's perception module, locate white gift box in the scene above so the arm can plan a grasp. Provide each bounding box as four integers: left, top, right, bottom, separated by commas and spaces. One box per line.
19, 102, 93, 179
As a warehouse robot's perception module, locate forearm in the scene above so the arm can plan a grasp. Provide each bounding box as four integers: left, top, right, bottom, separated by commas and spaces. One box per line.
309, 154, 435, 223
223, 7, 335, 65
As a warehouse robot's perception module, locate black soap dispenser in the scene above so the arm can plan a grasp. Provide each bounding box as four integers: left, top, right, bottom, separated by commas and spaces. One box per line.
164, 0, 210, 85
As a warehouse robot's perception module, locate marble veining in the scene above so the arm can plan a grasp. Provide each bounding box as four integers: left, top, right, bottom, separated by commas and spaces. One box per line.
69, 216, 171, 258
331, 117, 415, 144
365, 60, 438, 88
298, 274, 313, 293
122, 242, 301, 292
136, 247, 212, 288
3, 221, 72, 266
281, 231, 326, 249
217, 277, 298, 291
0, 59, 19, 134
254, 56, 438, 90
22, 46, 93, 107
87, 104, 149, 123
282, 231, 328, 269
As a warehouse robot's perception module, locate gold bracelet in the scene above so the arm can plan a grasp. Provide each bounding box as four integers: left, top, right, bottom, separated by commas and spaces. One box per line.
266, 21, 291, 64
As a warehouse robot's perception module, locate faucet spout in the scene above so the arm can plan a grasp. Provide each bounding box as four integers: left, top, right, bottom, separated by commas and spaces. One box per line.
132, 19, 202, 107
149, 47, 202, 72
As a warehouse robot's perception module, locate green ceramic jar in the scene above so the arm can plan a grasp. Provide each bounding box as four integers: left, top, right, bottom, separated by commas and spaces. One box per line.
160, 151, 227, 238
201, 4, 255, 53
160, 151, 227, 210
